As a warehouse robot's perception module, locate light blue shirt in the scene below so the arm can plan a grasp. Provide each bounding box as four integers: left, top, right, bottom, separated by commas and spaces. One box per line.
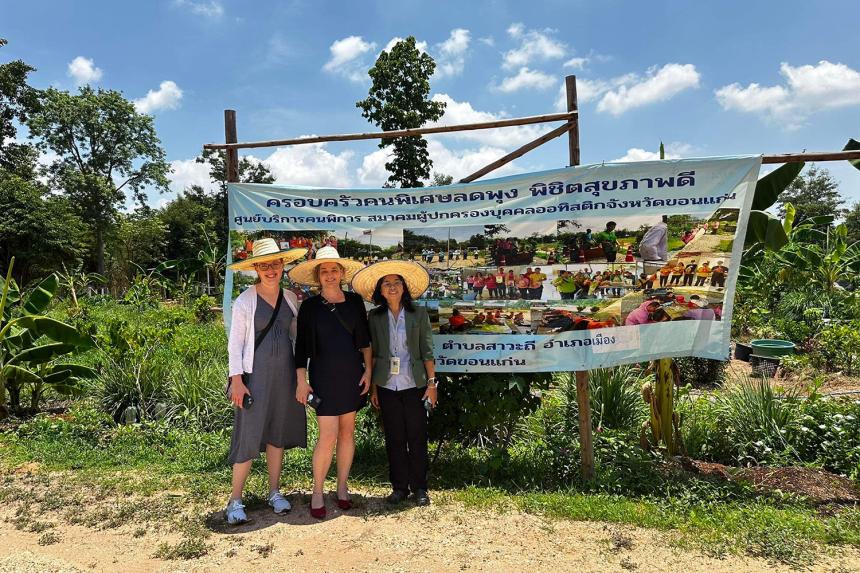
380, 307, 416, 391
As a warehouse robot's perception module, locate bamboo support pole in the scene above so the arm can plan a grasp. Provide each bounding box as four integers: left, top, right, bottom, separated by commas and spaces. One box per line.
204, 111, 577, 151
458, 122, 576, 183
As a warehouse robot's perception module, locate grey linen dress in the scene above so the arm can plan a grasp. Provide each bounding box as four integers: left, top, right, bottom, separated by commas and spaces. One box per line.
228, 295, 307, 464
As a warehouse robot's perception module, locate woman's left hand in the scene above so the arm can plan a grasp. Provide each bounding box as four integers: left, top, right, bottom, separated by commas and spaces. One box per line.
422, 385, 438, 408
358, 369, 371, 396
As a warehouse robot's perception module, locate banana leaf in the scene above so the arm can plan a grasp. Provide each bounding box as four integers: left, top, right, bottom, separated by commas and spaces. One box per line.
52, 364, 97, 379
1, 364, 42, 385
23, 274, 58, 315
844, 138, 860, 171
42, 368, 73, 385
751, 162, 805, 211
9, 343, 77, 365
17, 317, 93, 348
745, 210, 788, 251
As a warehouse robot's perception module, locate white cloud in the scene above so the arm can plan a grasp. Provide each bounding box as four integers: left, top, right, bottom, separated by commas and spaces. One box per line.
495, 67, 557, 93
597, 64, 700, 116
134, 81, 184, 114
323, 36, 377, 82
174, 0, 223, 18
435, 28, 470, 78
383, 37, 428, 54
502, 23, 566, 70
611, 142, 694, 162
429, 94, 545, 147
263, 144, 354, 187
554, 74, 641, 111
355, 140, 524, 187
67, 56, 102, 86
715, 60, 860, 125
563, 57, 589, 70
168, 158, 216, 194
478, 37, 495, 47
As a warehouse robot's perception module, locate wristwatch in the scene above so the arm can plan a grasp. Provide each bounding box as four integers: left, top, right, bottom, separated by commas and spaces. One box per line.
427, 377, 439, 388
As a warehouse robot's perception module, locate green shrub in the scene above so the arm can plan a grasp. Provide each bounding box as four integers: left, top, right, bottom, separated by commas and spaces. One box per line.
675, 357, 728, 388
191, 295, 217, 323
793, 395, 860, 480
814, 322, 860, 375
715, 377, 802, 466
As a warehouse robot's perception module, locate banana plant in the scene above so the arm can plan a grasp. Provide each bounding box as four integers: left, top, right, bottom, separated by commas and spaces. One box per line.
57, 262, 107, 309
640, 358, 683, 456
743, 161, 806, 256
774, 222, 860, 293
1, 258, 96, 417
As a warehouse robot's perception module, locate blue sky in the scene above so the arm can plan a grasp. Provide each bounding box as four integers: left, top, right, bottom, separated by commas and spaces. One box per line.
4, 0, 860, 207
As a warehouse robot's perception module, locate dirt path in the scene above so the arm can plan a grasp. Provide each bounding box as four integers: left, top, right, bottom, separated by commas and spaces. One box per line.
2, 494, 858, 573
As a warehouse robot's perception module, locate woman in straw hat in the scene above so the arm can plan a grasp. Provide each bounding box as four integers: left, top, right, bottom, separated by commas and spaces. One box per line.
224, 238, 308, 525
289, 246, 370, 519
352, 260, 436, 506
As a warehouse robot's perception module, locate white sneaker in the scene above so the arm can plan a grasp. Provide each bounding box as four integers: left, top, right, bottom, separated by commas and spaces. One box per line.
225, 499, 248, 525
268, 491, 292, 514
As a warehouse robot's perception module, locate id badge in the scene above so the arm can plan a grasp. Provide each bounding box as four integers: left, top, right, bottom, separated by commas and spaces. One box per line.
389, 357, 401, 375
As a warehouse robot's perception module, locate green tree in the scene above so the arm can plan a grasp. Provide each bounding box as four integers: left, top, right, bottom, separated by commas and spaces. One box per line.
777, 165, 846, 226
845, 202, 860, 246
0, 38, 40, 180
26, 87, 171, 274
194, 150, 276, 248
105, 210, 168, 295
356, 37, 446, 188
0, 173, 89, 285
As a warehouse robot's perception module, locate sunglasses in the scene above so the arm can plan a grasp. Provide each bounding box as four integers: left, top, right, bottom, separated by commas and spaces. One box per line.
382, 280, 404, 289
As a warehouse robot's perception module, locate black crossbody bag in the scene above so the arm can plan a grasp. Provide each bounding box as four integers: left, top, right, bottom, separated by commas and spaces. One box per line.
225, 292, 283, 399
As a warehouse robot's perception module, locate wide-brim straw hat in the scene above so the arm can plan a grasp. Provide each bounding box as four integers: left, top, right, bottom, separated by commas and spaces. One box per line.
228, 238, 307, 271
287, 245, 365, 286
351, 260, 431, 302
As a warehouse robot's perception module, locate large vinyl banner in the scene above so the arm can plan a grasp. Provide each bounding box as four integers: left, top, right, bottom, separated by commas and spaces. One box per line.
225, 156, 761, 372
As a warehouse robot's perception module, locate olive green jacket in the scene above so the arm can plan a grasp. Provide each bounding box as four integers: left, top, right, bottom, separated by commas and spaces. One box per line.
368, 306, 435, 387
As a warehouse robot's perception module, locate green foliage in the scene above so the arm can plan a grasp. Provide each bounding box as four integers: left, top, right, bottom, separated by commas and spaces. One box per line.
777, 165, 847, 224
429, 371, 551, 447
1, 259, 95, 416
0, 38, 40, 180
356, 36, 446, 188
26, 86, 170, 273
191, 295, 217, 323
715, 378, 802, 465
794, 394, 860, 480
675, 357, 728, 388
814, 322, 860, 375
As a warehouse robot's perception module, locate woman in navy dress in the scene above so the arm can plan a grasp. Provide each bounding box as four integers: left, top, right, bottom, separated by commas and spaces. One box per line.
290, 247, 370, 519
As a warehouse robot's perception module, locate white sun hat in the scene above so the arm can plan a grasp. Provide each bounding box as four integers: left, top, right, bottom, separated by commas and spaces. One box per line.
286, 245, 365, 286
228, 238, 307, 271
351, 260, 431, 302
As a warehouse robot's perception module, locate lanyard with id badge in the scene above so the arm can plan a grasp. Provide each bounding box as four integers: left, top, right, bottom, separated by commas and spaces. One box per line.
389, 310, 404, 376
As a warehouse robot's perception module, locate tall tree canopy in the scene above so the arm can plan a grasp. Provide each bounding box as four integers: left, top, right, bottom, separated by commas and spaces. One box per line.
356, 37, 445, 188
26, 86, 171, 273
777, 165, 846, 226
0, 38, 40, 180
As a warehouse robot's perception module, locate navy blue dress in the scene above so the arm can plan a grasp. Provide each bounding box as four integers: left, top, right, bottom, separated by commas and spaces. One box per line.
294, 291, 370, 416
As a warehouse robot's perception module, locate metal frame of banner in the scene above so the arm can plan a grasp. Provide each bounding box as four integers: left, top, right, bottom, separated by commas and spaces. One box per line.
205, 75, 860, 481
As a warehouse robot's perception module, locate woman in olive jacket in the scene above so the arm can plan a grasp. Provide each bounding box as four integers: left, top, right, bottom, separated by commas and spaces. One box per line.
351, 261, 436, 506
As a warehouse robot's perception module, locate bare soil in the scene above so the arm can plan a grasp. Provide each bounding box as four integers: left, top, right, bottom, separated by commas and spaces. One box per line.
2, 480, 859, 573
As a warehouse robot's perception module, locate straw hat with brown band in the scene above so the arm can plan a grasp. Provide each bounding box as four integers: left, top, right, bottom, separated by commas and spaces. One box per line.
228, 238, 307, 271
351, 260, 431, 303
287, 245, 365, 286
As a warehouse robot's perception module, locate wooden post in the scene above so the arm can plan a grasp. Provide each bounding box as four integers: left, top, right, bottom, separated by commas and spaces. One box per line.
565, 76, 595, 480
224, 109, 239, 183
565, 75, 580, 168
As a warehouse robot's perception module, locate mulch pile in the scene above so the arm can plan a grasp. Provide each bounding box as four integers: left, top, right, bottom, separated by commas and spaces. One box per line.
675, 457, 860, 505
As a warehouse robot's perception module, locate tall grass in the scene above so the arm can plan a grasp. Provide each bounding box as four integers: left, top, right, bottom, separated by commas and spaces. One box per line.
716, 376, 802, 465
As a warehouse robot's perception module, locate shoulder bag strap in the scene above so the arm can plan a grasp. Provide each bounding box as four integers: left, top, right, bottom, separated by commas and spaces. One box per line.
254, 290, 283, 350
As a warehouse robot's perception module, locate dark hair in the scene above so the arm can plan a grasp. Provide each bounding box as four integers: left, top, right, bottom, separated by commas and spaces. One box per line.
606, 221, 617, 229
371, 274, 416, 312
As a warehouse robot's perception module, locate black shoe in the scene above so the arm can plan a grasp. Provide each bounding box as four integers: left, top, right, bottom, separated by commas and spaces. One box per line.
413, 489, 431, 506
385, 490, 409, 505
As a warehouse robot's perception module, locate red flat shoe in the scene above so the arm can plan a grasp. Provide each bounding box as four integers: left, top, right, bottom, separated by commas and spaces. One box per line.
310, 502, 326, 519
337, 498, 352, 510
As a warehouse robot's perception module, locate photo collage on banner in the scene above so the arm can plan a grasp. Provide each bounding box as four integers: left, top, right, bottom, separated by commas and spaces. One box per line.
226, 156, 762, 372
